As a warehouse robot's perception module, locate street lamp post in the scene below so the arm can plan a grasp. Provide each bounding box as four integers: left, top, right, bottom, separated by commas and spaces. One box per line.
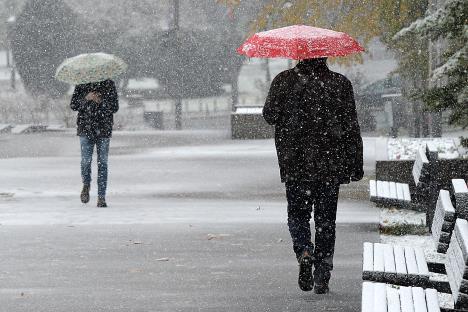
6, 15, 16, 90
173, 0, 182, 130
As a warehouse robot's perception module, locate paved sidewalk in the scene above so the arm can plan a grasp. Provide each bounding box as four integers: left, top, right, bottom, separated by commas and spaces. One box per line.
0, 131, 380, 311
0, 223, 377, 312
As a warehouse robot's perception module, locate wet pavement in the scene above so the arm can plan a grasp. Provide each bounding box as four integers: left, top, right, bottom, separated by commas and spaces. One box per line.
0, 130, 380, 311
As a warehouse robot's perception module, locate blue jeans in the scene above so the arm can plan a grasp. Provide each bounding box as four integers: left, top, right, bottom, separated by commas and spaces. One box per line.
80, 136, 110, 198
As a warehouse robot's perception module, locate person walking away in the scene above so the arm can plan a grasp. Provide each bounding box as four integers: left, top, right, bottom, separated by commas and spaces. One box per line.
70, 79, 119, 208
263, 58, 363, 294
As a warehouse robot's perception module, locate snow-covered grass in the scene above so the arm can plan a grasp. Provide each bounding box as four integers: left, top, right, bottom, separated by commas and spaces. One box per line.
387, 137, 460, 160
380, 207, 426, 227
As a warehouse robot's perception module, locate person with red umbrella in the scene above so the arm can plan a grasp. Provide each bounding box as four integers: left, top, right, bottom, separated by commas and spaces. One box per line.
238, 25, 364, 294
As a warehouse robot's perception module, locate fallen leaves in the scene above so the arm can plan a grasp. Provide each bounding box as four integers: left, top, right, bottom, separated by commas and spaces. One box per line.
207, 234, 231, 240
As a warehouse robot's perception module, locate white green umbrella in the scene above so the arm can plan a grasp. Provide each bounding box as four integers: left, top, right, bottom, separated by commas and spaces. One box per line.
55, 53, 128, 85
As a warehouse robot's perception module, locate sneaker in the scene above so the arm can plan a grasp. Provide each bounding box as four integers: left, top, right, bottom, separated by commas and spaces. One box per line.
298, 251, 313, 292
80, 185, 90, 204
97, 197, 107, 208
313, 264, 331, 294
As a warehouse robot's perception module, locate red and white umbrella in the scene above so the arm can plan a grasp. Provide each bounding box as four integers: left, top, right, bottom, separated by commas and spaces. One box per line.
237, 25, 364, 60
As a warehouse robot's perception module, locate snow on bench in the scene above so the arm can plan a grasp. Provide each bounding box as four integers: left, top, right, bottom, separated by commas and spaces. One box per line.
369, 180, 411, 207
431, 190, 456, 253
363, 243, 429, 287
11, 124, 47, 134
446, 219, 468, 310
452, 179, 468, 220
362, 282, 440, 312
362, 219, 468, 310
0, 124, 13, 133
413, 147, 430, 186
370, 146, 432, 208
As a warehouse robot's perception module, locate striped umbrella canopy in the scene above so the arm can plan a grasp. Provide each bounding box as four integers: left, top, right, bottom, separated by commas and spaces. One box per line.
55, 53, 127, 85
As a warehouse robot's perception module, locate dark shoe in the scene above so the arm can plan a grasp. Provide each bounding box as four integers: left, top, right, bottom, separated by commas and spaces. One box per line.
313, 264, 331, 294
80, 185, 90, 204
298, 251, 313, 292
97, 197, 107, 208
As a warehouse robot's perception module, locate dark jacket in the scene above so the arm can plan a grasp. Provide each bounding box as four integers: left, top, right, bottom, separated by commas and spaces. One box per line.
263, 60, 363, 184
70, 79, 119, 140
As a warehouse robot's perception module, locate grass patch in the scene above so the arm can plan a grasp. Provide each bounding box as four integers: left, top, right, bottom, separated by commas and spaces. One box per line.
379, 223, 428, 236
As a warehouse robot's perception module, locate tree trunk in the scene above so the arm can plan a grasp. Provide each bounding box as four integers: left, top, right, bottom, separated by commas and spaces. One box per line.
430, 111, 442, 137
175, 97, 182, 130
231, 71, 239, 112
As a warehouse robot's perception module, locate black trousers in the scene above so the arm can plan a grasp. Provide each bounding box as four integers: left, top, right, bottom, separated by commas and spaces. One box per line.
285, 180, 340, 269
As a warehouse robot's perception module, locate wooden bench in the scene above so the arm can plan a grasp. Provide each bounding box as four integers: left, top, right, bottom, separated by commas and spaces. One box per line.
446, 219, 468, 310
363, 218, 468, 311
432, 190, 457, 253
362, 282, 440, 312
370, 146, 435, 209
432, 180, 468, 253
0, 124, 13, 134
363, 242, 430, 287
11, 124, 47, 134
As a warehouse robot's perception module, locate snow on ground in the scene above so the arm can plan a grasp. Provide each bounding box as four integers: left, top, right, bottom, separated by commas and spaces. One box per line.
0, 132, 380, 226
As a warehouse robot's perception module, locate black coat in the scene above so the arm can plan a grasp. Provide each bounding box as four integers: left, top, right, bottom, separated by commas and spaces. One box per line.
70, 79, 119, 139
263, 60, 363, 184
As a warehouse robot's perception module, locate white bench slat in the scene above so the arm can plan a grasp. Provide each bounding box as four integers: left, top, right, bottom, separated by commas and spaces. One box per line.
396, 183, 405, 201
402, 183, 411, 202
381, 181, 391, 198
362, 282, 375, 312
370, 180, 377, 200
453, 179, 468, 194
425, 288, 440, 312
450, 232, 468, 274
375, 282, 387, 312
440, 189, 456, 215
389, 182, 397, 199
363, 242, 374, 274
400, 286, 415, 312
386, 285, 401, 312
455, 219, 468, 261
453, 179, 468, 220
374, 243, 385, 274
377, 180, 384, 198
412, 163, 422, 186
384, 244, 396, 275
405, 246, 419, 276
431, 198, 445, 243
447, 246, 462, 305
362, 282, 440, 312
371, 180, 411, 206
394, 245, 408, 276
413, 147, 429, 186
446, 243, 468, 306
363, 243, 432, 287
414, 248, 429, 277
412, 287, 428, 312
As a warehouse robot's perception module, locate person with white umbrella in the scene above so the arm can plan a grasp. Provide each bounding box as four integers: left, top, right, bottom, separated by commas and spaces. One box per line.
57, 53, 127, 207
